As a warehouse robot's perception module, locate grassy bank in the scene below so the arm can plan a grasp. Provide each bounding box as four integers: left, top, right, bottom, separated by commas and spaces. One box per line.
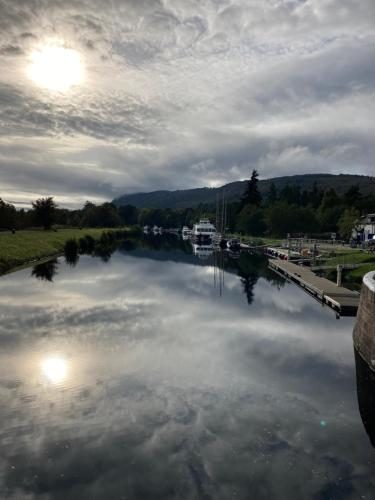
229, 233, 283, 246
0, 227, 135, 274
321, 249, 375, 287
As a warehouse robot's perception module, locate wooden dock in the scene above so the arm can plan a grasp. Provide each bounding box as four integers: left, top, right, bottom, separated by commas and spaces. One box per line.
269, 259, 360, 316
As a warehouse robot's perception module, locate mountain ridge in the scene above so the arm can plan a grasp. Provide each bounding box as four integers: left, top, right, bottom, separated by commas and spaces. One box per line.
113, 173, 375, 209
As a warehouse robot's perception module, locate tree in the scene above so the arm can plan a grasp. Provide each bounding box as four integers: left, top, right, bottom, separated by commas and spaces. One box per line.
80, 202, 122, 227
0, 198, 17, 229
240, 169, 262, 208
338, 208, 360, 240
32, 197, 57, 229
267, 182, 277, 205
279, 184, 301, 206
264, 202, 319, 237
119, 204, 138, 225
319, 188, 340, 212
307, 182, 324, 208
237, 205, 266, 236
344, 185, 362, 208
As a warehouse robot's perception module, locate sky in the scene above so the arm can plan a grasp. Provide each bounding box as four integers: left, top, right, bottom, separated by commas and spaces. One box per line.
0, 0, 374, 208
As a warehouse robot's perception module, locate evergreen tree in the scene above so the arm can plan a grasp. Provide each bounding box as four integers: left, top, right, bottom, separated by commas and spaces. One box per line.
240, 169, 262, 208
267, 182, 277, 205
319, 188, 340, 212
345, 185, 362, 208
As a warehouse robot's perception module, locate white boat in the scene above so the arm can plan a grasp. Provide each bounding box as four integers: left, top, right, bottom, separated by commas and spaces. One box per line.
227, 238, 241, 250
182, 225, 191, 236
143, 225, 149, 233
191, 219, 217, 242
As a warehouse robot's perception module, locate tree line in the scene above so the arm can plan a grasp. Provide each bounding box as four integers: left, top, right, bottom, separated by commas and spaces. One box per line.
1, 172, 374, 238
235, 170, 374, 239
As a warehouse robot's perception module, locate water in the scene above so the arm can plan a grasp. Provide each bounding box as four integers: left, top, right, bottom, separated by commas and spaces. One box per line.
0, 237, 374, 499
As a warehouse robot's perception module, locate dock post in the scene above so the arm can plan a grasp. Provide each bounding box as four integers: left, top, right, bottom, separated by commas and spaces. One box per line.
337, 265, 343, 287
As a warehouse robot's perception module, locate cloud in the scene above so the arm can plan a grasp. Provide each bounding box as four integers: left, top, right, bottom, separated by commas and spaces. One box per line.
0, 0, 374, 206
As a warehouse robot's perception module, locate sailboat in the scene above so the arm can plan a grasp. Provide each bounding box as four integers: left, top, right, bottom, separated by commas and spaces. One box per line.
215, 191, 228, 248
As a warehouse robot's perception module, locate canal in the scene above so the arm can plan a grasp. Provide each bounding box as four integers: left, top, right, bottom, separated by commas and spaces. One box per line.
0, 236, 374, 499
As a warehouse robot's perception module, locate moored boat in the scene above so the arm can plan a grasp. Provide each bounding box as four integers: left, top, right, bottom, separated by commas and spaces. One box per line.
227, 238, 241, 251
191, 219, 217, 243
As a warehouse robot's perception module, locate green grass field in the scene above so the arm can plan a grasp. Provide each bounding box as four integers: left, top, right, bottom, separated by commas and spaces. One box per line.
0, 228, 129, 274
321, 249, 375, 285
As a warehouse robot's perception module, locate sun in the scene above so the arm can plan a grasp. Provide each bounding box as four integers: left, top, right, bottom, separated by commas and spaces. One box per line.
28, 44, 84, 91
42, 357, 68, 384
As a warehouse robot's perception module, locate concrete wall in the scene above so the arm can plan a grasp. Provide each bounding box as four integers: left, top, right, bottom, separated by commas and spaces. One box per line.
353, 271, 375, 370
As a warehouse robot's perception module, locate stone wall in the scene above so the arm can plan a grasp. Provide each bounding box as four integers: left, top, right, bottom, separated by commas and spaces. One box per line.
353, 271, 375, 370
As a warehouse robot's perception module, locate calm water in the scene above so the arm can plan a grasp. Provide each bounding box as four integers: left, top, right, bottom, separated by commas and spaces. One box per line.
0, 237, 374, 500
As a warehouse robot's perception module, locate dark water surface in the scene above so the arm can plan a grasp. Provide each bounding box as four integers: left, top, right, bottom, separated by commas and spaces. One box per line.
0, 237, 374, 499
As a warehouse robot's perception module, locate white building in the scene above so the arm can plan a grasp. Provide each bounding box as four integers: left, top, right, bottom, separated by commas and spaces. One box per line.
353, 214, 375, 243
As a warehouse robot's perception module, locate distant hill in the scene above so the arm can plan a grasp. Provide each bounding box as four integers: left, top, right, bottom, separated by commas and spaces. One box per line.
113, 174, 375, 209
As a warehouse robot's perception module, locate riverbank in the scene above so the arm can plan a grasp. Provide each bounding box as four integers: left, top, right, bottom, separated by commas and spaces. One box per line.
229, 233, 283, 246
321, 249, 375, 288
0, 227, 136, 275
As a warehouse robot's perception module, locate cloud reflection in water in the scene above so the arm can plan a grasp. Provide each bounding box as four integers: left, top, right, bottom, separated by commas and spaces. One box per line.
0, 243, 373, 499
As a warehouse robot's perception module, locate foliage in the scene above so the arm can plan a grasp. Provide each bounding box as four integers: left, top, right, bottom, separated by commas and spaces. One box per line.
240, 169, 262, 208
32, 197, 57, 229
80, 202, 122, 228
0, 198, 17, 229
264, 202, 319, 237
237, 205, 266, 236
0, 228, 130, 274
113, 174, 375, 209
338, 208, 360, 239
119, 204, 138, 225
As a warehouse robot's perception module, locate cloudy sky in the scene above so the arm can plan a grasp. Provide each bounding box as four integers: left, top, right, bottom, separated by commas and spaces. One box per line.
0, 0, 374, 208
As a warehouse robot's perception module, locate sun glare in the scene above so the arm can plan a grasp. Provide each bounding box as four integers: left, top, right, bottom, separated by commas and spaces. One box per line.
42, 357, 68, 384
28, 45, 83, 91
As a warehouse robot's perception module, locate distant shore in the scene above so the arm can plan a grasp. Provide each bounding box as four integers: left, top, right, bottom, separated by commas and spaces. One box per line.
0, 227, 132, 275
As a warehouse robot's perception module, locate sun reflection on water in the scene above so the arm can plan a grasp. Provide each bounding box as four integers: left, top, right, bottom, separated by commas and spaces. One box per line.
41, 357, 68, 384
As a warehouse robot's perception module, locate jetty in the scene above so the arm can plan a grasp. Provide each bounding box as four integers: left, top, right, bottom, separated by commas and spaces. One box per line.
269, 259, 360, 316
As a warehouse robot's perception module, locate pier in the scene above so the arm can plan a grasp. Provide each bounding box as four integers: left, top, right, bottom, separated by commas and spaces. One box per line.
269, 259, 360, 316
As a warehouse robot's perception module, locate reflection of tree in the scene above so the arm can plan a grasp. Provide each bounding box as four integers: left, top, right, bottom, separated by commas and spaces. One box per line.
94, 243, 117, 262
64, 249, 80, 267
31, 259, 58, 282
354, 348, 375, 448
263, 267, 286, 289
239, 272, 258, 305
141, 234, 193, 254
120, 239, 137, 252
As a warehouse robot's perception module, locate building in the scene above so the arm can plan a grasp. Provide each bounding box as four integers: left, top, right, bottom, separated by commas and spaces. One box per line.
353, 214, 375, 243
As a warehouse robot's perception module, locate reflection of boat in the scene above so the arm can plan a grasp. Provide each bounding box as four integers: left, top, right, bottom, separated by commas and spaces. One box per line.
228, 250, 241, 259
192, 244, 214, 260
182, 226, 191, 237
227, 238, 241, 251
191, 219, 217, 243
354, 348, 375, 448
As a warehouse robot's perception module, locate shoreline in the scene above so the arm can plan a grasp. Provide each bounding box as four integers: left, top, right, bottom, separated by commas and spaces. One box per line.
0, 227, 137, 276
